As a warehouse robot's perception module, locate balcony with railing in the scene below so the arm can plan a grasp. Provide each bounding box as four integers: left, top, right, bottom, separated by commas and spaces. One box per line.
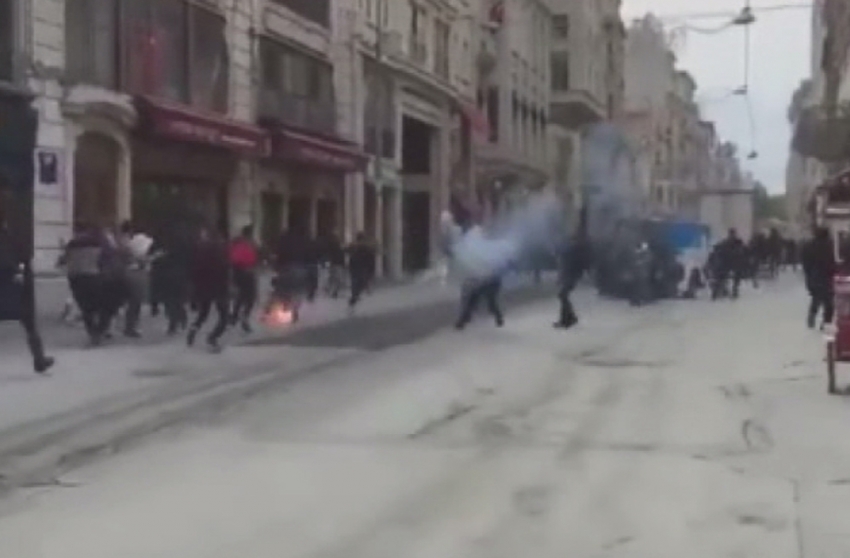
257, 89, 336, 135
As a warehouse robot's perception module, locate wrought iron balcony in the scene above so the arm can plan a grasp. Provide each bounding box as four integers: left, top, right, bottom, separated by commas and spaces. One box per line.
257, 89, 336, 135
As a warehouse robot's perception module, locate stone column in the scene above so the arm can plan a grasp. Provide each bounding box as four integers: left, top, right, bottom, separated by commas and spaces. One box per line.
375, 183, 385, 277
115, 141, 132, 223
389, 187, 403, 278
228, 160, 254, 235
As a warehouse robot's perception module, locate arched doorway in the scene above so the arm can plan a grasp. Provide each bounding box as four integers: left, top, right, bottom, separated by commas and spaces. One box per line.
73, 132, 119, 227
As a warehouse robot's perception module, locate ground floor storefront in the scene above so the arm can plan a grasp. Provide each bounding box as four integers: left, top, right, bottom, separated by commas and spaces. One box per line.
256, 123, 367, 254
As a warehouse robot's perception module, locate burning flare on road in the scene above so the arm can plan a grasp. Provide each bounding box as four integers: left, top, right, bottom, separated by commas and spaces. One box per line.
264, 302, 294, 327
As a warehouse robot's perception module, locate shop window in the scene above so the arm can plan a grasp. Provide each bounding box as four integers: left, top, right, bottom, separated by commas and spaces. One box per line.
260, 192, 283, 250
189, 7, 229, 113
0, 0, 14, 81
66, 0, 119, 88
287, 197, 311, 236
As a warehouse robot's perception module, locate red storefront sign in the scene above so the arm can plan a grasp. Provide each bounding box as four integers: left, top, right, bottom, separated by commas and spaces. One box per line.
134, 96, 269, 156
270, 128, 368, 173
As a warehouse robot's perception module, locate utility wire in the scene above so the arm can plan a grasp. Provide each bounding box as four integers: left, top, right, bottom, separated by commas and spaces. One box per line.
655, 3, 811, 22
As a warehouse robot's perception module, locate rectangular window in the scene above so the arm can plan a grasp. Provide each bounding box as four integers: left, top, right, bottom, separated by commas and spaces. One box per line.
551, 52, 570, 91
552, 14, 569, 39
434, 20, 450, 80
258, 38, 335, 134
66, 0, 119, 88
486, 86, 499, 143
0, 0, 12, 81
150, 0, 188, 102
363, 59, 395, 158
189, 6, 229, 113
117, 1, 229, 112
119, 0, 152, 94
269, 0, 329, 28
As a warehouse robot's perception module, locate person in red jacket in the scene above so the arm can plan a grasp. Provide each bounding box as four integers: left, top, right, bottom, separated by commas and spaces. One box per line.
229, 225, 260, 332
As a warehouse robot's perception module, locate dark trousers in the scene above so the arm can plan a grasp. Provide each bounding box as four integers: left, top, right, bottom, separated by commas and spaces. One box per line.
100, 276, 126, 332
123, 272, 146, 334
68, 275, 111, 341
809, 288, 834, 327
191, 293, 229, 343
231, 268, 257, 323
306, 265, 319, 302
19, 308, 46, 363
557, 285, 578, 325
164, 293, 188, 334
456, 279, 504, 328
348, 271, 369, 308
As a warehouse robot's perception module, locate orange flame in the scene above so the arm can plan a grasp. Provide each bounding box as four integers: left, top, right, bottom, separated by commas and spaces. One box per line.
265, 303, 294, 326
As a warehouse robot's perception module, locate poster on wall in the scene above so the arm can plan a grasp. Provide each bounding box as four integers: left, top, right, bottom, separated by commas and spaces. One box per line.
34, 148, 64, 198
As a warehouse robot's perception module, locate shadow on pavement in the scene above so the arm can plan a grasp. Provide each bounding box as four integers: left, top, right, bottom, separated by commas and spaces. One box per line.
247, 285, 556, 351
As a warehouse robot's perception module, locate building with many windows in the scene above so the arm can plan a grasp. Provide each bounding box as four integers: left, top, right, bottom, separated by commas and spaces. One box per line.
547, 0, 624, 221
341, 0, 478, 276
473, 0, 551, 216
0, 0, 487, 277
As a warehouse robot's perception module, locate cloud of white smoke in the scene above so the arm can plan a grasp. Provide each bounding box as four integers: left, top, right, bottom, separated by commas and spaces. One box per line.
443, 190, 568, 281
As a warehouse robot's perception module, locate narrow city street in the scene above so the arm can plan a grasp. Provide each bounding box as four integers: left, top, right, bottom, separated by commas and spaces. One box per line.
0, 274, 842, 557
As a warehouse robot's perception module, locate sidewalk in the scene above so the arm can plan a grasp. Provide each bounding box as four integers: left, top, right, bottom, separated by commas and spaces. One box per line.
0, 271, 555, 484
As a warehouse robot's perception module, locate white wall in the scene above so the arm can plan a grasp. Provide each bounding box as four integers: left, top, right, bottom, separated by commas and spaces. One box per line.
624, 15, 673, 113
699, 192, 754, 243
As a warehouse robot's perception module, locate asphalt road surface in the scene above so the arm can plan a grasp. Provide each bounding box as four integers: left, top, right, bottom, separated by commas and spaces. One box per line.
0, 275, 846, 558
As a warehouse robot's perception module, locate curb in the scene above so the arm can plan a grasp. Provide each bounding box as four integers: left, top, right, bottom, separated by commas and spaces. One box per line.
0, 282, 556, 492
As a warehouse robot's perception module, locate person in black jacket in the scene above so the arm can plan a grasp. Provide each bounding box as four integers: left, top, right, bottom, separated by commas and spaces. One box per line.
187, 226, 231, 352
346, 232, 375, 313
554, 233, 589, 329
0, 208, 53, 373
802, 226, 836, 329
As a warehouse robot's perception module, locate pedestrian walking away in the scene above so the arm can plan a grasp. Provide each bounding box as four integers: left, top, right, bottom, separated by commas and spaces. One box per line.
0, 203, 54, 373
187, 226, 231, 352
802, 226, 836, 329
346, 232, 375, 314
230, 225, 260, 333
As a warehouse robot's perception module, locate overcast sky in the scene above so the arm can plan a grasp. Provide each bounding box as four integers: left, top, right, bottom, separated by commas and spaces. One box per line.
622, 0, 811, 193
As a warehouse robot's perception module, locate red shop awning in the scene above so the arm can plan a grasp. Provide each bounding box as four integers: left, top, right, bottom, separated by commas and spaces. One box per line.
134, 96, 269, 157
269, 127, 368, 173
